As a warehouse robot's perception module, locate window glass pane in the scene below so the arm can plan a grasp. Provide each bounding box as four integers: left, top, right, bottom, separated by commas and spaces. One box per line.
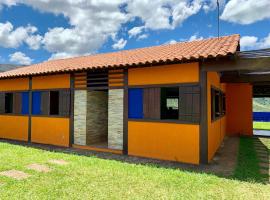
32, 91, 41, 115
50, 91, 59, 115
161, 87, 179, 120
215, 91, 220, 117
211, 88, 225, 120
128, 88, 143, 119
5, 93, 13, 113
167, 98, 178, 110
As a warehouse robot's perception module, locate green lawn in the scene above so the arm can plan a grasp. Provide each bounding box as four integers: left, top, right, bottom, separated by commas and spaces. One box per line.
253, 122, 270, 130
0, 139, 269, 200
234, 137, 268, 182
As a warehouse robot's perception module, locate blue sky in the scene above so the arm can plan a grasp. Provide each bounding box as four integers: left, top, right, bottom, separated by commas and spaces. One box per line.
0, 0, 269, 65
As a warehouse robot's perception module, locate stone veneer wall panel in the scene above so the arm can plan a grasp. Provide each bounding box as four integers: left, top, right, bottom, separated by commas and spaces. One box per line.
86, 91, 108, 145
74, 90, 87, 145
108, 89, 124, 150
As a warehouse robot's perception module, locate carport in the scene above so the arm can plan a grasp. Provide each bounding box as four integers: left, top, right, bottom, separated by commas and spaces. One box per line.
202, 48, 270, 137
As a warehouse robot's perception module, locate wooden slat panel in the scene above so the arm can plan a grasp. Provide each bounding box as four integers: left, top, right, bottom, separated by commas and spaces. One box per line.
0, 93, 5, 114
75, 72, 87, 89
59, 90, 70, 116
13, 92, 22, 114
75, 72, 87, 77
109, 70, 124, 88
108, 76, 124, 80
192, 86, 200, 123
179, 85, 200, 123
109, 84, 124, 87
41, 91, 50, 115
143, 88, 160, 119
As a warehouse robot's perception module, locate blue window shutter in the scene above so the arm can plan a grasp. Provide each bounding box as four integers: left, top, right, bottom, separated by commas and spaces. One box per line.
128, 88, 143, 119
22, 92, 29, 114
32, 91, 41, 115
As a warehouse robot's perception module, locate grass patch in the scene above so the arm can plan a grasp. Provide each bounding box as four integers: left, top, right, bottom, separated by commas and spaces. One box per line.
253, 122, 270, 130
0, 141, 269, 199
233, 137, 265, 182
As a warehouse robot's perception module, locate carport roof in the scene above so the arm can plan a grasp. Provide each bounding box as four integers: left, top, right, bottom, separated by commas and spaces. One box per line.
0, 34, 240, 78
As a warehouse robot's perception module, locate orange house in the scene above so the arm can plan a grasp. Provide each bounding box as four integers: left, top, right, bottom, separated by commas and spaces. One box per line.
0, 34, 266, 165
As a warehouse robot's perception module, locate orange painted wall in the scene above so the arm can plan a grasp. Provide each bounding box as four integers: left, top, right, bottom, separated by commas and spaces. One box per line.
207, 72, 226, 162
128, 121, 200, 164
226, 83, 253, 136
0, 78, 29, 142
0, 78, 29, 91
32, 74, 70, 89
31, 117, 70, 147
128, 63, 199, 85
0, 115, 28, 141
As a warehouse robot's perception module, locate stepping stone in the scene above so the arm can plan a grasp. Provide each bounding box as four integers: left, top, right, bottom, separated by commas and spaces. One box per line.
256, 152, 268, 156
27, 164, 52, 173
254, 141, 263, 144
0, 170, 30, 180
260, 168, 269, 175
257, 153, 269, 157
254, 144, 264, 147
259, 159, 269, 164
259, 162, 270, 168
258, 158, 269, 163
256, 145, 267, 149
258, 155, 269, 160
255, 148, 268, 152
255, 148, 268, 153
257, 152, 269, 156
48, 159, 69, 165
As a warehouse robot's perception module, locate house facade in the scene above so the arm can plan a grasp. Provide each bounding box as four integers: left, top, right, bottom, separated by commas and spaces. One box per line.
0, 34, 257, 165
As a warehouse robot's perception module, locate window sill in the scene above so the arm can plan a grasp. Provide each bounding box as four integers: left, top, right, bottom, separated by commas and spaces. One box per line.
211, 114, 226, 123
0, 113, 28, 116
0, 114, 70, 118
128, 118, 199, 125
31, 114, 70, 118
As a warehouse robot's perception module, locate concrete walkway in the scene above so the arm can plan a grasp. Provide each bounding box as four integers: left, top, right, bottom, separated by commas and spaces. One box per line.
254, 138, 269, 183
254, 130, 270, 137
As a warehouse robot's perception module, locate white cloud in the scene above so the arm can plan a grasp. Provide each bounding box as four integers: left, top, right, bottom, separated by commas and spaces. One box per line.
0, 0, 16, 8
112, 38, 127, 50
0, 0, 129, 59
128, 26, 144, 38
25, 34, 43, 50
221, 0, 270, 24
166, 39, 178, 45
189, 34, 203, 41
202, 0, 226, 13
171, 0, 202, 28
240, 34, 270, 50
0, 21, 41, 49
260, 34, 270, 49
127, 0, 201, 30
9, 51, 33, 65
165, 33, 203, 45
137, 34, 148, 40
0, 0, 220, 59
240, 36, 258, 50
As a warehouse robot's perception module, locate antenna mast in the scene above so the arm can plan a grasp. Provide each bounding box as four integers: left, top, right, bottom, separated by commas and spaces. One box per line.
217, 0, 220, 38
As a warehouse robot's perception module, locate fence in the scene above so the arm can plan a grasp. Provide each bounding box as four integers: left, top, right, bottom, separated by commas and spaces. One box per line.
253, 112, 270, 122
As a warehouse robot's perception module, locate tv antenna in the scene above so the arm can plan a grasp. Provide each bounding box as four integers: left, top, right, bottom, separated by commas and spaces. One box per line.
217, 0, 220, 38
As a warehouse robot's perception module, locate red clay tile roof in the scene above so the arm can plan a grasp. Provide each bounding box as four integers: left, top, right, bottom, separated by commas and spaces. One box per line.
0, 34, 240, 78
